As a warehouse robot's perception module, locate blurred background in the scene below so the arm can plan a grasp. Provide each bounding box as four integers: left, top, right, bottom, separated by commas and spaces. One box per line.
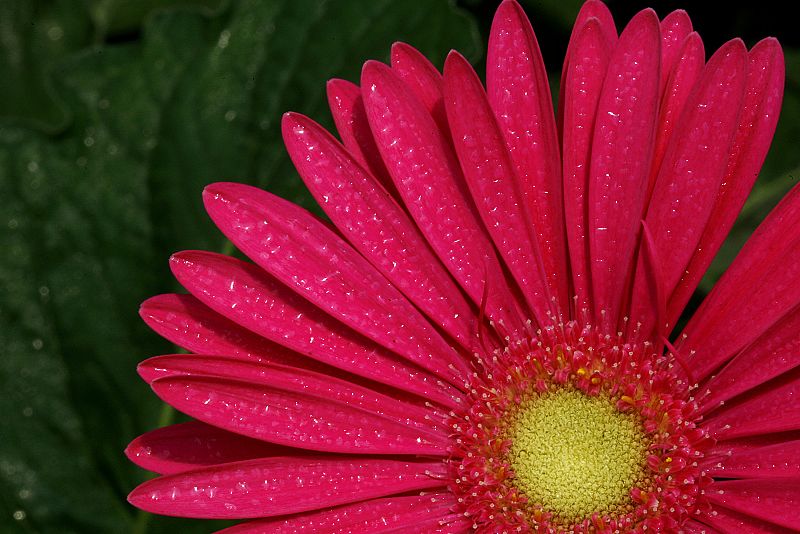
0, 0, 797, 532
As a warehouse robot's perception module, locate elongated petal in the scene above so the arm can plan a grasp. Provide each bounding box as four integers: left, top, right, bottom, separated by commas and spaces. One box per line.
443, 51, 553, 324
138, 355, 445, 436
204, 182, 468, 383
703, 368, 800, 440
558, 0, 616, 132
128, 457, 445, 519
668, 38, 785, 329
627, 222, 665, 341
631, 40, 747, 331
391, 42, 447, 132
646, 32, 705, 198
561, 18, 612, 312
487, 0, 567, 313
697, 506, 795, 534
140, 293, 334, 373
126, 422, 289, 475
282, 112, 477, 350
326, 78, 394, 194
659, 10, 693, 95
218, 492, 459, 533
682, 520, 721, 534
170, 251, 463, 409
702, 440, 800, 479
710, 432, 800, 454
151, 375, 448, 455
706, 479, 800, 530
679, 182, 800, 381
699, 301, 800, 413
588, 9, 660, 329
361, 60, 524, 333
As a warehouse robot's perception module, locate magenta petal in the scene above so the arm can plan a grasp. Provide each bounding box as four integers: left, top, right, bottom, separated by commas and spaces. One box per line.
125, 422, 290, 475
169, 251, 463, 409
627, 222, 665, 341
326, 78, 394, 195
679, 182, 800, 381
203, 182, 469, 383
682, 520, 721, 534
128, 456, 445, 519
151, 375, 448, 455
282, 112, 477, 351
361, 60, 524, 333
557, 0, 616, 139
632, 40, 747, 328
487, 0, 568, 314
699, 302, 800, 413
697, 505, 794, 534
587, 9, 661, 329
706, 479, 800, 530
659, 10, 693, 95
702, 439, 800, 479
443, 51, 554, 324
217, 492, 459, 533
140, 294, 337, 373
703, 369, 800, 440
391, 42, 448, 133
668, 38, 785, 330
646, 32, 705, 199
561, 18, 612, 313
139, 355, 446, 437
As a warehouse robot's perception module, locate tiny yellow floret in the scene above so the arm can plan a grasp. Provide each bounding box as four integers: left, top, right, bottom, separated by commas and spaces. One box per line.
508, 389, 648, 524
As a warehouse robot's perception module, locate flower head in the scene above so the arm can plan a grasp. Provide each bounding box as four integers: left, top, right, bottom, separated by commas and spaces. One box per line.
128, 1, 796, 532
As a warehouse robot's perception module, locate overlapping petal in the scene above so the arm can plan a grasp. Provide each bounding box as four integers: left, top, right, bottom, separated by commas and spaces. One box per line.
128, 457, 446, 519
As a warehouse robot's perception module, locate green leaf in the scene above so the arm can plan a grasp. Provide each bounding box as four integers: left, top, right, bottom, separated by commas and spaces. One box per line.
0, 1, 480, 532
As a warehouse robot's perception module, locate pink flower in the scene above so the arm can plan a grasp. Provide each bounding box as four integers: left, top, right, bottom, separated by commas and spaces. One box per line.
127, 1, 795, 532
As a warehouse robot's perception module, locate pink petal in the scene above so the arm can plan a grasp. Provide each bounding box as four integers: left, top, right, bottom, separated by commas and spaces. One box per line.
203, 182, 469, 383
169, 251, 463, 409
282, 112, 477, 351
151, 375, 448, 455
561, 17, 613, 313
558, 0, 617, 136
631, 40, 747, 331
128, 456, 446, 519
710, 432, 800, 454
326, 78, 394, 195
217, 492, 460, 533
443, 51, 554, 324
125, 422, 289, 475
706, 478, 800, 530
487, 0, 568, 314
140, 294, 335, 373
668, 38, 785, 330
682, 520, 721, 534
699, 301, 800, 413
138, 355, 446, 436
645, 32, 705, 199
587, 9, 661, 329
360, 60, 524, 334
391, 42, 448, 132
679, 182, 800, 381
697, 505, 795, 534
659, 10, 693, 95
703, 368, 800, 440
702, 439, 800, 479
557, 1, 616, 143
627, 221, 665, 341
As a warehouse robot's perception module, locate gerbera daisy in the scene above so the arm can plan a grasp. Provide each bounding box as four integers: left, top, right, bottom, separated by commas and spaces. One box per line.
127, 0, 795, 532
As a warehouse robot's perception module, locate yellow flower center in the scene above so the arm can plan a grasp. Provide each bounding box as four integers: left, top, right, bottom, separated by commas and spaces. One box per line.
508, 389, 649, 524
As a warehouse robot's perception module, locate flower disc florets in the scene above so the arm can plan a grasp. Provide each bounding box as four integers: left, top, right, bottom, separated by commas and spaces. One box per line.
448, 320, 712, 533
